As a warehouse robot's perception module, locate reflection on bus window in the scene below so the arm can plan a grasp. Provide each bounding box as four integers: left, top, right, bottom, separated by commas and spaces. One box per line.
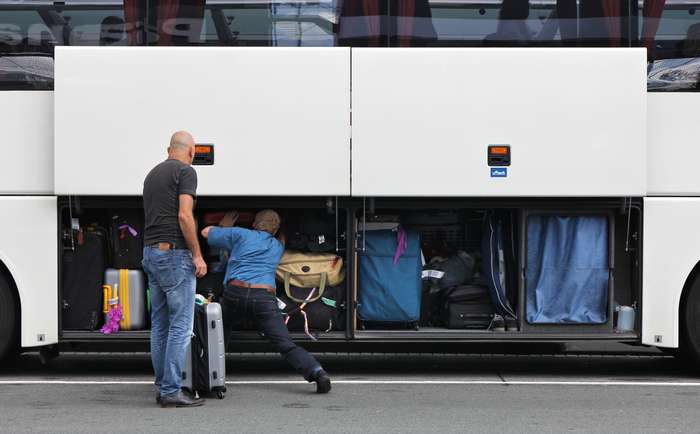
150, 0, 374, 47
0, 7, 55, 90
99, 16, 126, 46
643, 1, 700, 91
0, 0, 143, 90
3, 1, 700, 92
389, 0, 629, 47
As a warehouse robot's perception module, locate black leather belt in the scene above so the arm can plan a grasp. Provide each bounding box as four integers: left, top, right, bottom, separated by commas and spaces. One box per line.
149, 241, 188, 251
228, 279, 276, 295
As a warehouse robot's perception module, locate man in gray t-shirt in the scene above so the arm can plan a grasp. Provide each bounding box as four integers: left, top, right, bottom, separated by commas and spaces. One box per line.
143, 158, 198, 248
142, 131, 207, 408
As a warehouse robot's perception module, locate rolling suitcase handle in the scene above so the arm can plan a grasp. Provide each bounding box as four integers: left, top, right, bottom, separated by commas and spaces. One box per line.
283, 271, 327, 303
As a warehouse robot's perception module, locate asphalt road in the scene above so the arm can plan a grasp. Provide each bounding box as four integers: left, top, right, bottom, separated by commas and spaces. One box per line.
0, 345, 699, 434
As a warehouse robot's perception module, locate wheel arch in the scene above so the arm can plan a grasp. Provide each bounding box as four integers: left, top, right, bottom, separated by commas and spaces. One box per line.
0, 258, 21, 349
679, 260, 700, 343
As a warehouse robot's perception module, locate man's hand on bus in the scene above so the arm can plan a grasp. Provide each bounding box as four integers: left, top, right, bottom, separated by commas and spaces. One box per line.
193, 255, 207, 278
218, 211, 238, 228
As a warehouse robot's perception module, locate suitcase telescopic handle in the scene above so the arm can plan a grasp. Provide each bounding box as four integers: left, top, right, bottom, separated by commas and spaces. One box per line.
283, 271, 326, 303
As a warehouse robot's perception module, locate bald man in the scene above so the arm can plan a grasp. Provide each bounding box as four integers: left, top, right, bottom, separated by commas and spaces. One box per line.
142, 131, 206, 408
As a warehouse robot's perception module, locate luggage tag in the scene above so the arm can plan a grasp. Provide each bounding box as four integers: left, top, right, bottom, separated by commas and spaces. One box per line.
321, 297, 337, 308
277, 298, 286, 310
421, 270, 445, 280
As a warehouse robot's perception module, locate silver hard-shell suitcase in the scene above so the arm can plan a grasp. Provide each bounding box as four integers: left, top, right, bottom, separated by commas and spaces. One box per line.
103, 268, 147, 330
182, 301, 227, 399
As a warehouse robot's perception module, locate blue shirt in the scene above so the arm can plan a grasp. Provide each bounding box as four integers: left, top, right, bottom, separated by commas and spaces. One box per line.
207, 227, 284, 287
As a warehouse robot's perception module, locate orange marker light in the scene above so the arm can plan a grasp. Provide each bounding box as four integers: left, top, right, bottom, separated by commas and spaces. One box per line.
489, 146, 509, 155
195, 146, 211, 154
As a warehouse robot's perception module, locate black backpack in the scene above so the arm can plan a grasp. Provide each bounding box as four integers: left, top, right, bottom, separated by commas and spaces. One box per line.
286, 211, 337, 253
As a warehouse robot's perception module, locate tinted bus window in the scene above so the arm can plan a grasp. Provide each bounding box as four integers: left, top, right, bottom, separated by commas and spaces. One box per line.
387, 0, 630, 47
642, 1, 700, 91
148, 0, 386, 46
0, 1, 143, 90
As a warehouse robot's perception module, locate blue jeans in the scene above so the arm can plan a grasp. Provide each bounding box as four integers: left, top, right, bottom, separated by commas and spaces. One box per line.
142, 247, 196, 397
222, 285, 322, 381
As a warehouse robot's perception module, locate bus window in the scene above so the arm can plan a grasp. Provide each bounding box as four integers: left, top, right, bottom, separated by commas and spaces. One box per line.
387, 0, 630, 48
0, 1, 143, 90
642, 1, 700, 91
0, 8, 54, 90
149, 0, 385, 46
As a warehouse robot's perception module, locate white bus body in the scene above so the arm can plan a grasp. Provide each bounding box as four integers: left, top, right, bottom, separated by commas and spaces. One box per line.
2, 0, 700, 361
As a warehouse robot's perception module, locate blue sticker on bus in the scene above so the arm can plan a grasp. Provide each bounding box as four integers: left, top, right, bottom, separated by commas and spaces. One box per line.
491, 168, 507, 178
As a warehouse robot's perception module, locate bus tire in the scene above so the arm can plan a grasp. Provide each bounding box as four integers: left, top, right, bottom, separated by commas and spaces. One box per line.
0, 272, 18, 364
681, 275, 700, 366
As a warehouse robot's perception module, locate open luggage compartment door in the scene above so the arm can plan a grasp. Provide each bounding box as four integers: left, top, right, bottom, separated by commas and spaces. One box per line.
54, 47, 350, 196
351, 48, 646, 197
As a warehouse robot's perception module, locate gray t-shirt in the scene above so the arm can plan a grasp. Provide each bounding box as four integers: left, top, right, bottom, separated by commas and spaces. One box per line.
143, 159, 198, 247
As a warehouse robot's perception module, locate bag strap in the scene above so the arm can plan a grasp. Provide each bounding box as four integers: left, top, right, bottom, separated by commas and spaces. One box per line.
393, 228, 408, 265
283, 271, 327, 303
283, 288, 319, 341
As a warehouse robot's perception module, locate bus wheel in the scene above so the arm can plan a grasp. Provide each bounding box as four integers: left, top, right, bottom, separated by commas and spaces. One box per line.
682, 276, 700, 365
0, 273, 18, 364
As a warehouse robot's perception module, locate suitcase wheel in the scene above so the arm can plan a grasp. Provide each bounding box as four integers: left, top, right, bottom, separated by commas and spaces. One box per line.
216, 390, 225, 400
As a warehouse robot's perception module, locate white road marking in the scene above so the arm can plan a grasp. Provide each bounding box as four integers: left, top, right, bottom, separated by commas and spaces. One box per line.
1, 380, 700, 387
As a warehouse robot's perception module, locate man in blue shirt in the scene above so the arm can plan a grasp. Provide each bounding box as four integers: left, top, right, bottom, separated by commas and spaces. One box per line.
201, 209, 331, 393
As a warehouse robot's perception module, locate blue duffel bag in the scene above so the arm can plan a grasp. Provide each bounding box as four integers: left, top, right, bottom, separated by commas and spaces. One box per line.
358, 229, 422, 324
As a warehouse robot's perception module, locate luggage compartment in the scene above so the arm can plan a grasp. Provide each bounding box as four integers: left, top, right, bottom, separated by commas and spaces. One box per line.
57, 196, 641, 348
58, 197, 352, 343
351, 198, 642, 342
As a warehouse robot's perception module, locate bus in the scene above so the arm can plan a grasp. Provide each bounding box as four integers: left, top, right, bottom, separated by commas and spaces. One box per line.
1, 0, 700, 364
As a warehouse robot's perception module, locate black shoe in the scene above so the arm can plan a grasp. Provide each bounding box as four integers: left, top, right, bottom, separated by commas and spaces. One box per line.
155, 385, 162, 404
314, 370, 332, 394
160, 391, 205, 408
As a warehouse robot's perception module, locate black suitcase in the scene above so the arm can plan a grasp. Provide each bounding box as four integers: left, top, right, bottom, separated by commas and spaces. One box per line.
443, 302, 494, 329
110, 210, 144, 269
61, 229, 106, 330
444, 284, 491, 304
441, 285, 495, 330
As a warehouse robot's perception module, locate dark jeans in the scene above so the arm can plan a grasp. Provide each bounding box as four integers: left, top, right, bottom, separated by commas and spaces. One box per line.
222, 285, 322, 381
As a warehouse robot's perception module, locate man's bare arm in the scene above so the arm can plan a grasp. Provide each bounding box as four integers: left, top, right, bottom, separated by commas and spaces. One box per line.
201, 226, 214, 239
178, 194, 207, 278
